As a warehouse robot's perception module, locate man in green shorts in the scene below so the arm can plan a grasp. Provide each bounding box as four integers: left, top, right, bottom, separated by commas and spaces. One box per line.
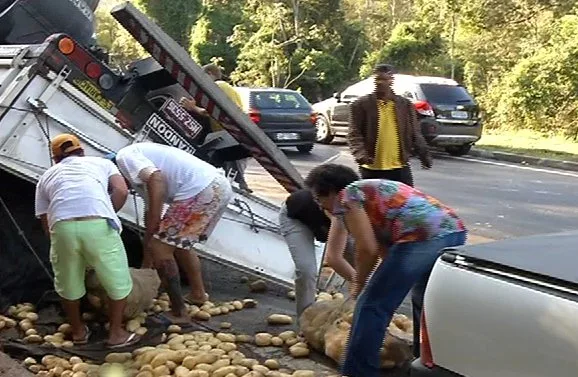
35, 134, 140, 349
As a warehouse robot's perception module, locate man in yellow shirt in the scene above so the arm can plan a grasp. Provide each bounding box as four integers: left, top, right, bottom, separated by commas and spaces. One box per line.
348, 64, 432, 187
181, 64, 251, 192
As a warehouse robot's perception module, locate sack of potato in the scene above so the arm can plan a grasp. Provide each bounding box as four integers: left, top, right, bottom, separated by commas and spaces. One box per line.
85, 268, 161, 319
299, 295, 414, 369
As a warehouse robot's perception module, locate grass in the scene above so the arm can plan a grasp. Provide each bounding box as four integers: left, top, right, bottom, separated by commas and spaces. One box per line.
476, 129, 578, 162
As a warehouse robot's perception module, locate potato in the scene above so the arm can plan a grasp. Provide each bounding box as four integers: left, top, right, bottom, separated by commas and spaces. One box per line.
333, 292, 345, 300
171, 366, 188, 377
68, 357, 83, 365
150, 353, 170, 368
62, 341, 74, 348
289, 344, 310, 358
58, 323, 72, 334
316, 292, 333, 301
72, 363, 90, 373
19, 319, 33, 331
152, 365, 170, 377
242, 372, 265, 377
277, 331, 296, 341
226, 304, 236, 311
242, 299, 257, 308
252, 365, 270, 374
167, 325, 181, 333
210, 365, 236, 377
188, 371, 209, 377
220, 306, 230, 314
194, 363, 212, 372
195, 311, 211, 321
267, 314, 293, 325
263, 360, 279, 370
199, 344, 212, 352
136, 327, 148, 336
216, 333, 236, 343
105, 353, 132, 364
136, 372, 154, 377
167, 335, 185, 345
126, 319, 141, 332
218, 342, 237, 352
61, 372, 74, 377
234, 366, 250, 376
25, 328, 38, 336
220, 322, 232, 329
26, 312, 39, 321
4, 318, 16, 328
291, 371, 314, 377
165, 361, 177, 371
236, 359, 258, 368
211, 359, 231, 371
235, 334, 253, 343
208, 307, 222, 316
232, 301, 243, 310
36, 372, 52, 377
24, 334, 42, 343
285, 338, 299, 346
270, 337, 283, 347
28, 365, 43, 374
254, 333, 273, 346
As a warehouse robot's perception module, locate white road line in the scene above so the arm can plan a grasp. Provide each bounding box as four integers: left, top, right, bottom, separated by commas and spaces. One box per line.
451, 156, 578, 178
321, 151, 343, 165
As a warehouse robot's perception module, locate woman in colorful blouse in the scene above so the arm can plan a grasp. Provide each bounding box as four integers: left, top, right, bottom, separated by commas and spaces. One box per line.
304, 163, 467, 377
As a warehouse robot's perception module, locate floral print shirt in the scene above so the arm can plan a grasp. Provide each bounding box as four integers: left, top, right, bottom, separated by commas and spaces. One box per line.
332, 179, 466, 245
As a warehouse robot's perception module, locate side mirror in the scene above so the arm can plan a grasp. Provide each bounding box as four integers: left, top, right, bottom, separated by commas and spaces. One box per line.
333, 92, 341, 101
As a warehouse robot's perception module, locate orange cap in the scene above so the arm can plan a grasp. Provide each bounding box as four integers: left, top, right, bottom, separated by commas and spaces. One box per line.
50, 133, 82, 158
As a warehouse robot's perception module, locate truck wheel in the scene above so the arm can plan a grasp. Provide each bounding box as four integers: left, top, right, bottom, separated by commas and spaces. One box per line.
315, 115, 334, 144
445, 144, 472, 156
297, 144, 314, 154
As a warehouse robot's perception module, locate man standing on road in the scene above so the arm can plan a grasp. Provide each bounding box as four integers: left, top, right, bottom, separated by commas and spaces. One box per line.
108, 142, 233, 326
35, 134, 140, 349
181, 63, 252, 192
279, 189, 356, 318
348, 64, 432, 186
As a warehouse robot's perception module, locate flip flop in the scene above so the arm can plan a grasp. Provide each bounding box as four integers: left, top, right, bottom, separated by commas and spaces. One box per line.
150, 313, 196, 331
106, 333, 141, 350
72, 325, 92, 345
184, 293, 210, 306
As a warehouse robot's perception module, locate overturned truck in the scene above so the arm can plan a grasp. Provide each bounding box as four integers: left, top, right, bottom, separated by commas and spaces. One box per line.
0, 1, 414, 375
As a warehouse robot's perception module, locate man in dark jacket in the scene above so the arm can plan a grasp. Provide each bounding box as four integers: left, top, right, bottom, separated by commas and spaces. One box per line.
279, 189, 355, 317
347, 64, 432, 186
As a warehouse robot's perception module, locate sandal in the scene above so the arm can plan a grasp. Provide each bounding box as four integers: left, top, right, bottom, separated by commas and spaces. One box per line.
184, 293, 210, 306
106, 333, 141, 349
150, 313, 196, 331
72, 325, 92, 345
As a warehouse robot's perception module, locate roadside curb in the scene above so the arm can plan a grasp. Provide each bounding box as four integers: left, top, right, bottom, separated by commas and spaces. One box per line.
469, 148, 578, 172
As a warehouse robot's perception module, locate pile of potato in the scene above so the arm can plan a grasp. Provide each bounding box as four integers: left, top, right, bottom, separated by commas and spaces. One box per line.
22, 329, 318, 377
300, 293, 414, 369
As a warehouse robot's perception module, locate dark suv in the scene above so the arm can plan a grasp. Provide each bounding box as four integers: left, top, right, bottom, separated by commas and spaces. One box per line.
312, 74, 483, 156
236, 87, 317, 153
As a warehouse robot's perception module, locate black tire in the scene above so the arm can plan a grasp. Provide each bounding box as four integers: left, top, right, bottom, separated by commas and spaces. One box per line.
297, 144, 314, 154
315, 115, 334, 144
445, 144, 472, 156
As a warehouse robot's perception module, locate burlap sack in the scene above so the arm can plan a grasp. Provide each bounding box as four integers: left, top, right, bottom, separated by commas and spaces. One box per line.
299, 298, 413, 369
85, 268, 161, 320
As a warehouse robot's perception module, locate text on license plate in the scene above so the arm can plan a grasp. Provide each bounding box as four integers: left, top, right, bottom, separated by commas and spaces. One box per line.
276, 132, 300, 141
451, 110, 469, 119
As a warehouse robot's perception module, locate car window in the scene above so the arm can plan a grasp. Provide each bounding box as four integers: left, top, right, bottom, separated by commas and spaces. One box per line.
419, 84, 473, 104
251, 91, 311, 110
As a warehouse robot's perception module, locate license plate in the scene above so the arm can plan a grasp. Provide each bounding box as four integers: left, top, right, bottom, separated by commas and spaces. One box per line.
451, 110, 469, 119
276, 132, 300, 141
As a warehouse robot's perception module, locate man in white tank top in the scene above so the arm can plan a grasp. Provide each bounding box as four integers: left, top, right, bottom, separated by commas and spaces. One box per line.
109, 142, 233, 326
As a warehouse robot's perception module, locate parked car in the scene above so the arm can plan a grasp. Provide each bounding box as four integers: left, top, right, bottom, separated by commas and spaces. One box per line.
312, 74, 483, 156
411, 231, 578, 377
235, 87, 317, 153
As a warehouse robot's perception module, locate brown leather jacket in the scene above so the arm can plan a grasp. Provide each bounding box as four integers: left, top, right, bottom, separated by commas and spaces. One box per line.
347, 93, 431, 167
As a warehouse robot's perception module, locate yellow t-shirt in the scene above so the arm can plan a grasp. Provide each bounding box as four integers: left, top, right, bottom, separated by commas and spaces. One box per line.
211, 81, 242, 132
362, 100, 403, 170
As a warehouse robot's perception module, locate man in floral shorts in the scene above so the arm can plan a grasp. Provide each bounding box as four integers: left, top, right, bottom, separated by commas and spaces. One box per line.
108, 142, 233, 325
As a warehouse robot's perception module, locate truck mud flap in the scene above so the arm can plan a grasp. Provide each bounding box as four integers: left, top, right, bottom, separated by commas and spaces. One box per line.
111, 3, 304, 193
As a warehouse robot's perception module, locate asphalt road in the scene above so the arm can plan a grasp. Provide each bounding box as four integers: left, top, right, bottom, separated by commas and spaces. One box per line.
246, 141, 578, 243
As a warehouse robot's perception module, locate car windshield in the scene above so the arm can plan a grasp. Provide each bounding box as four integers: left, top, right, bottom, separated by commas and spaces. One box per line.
420, 84, 473, 104
252, 91, 311, 110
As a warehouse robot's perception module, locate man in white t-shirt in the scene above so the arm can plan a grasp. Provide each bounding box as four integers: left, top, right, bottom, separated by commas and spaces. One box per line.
35, 134, 140, 349
108, 142, 233, 326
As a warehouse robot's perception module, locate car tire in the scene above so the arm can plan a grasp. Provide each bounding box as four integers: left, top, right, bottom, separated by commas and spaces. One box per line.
297, 144, 314, 154
315, 115, 334, 144
445, 144, 472, 156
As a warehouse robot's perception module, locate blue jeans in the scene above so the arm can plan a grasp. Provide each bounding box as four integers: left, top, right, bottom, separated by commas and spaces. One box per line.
341, 231, 467, 377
